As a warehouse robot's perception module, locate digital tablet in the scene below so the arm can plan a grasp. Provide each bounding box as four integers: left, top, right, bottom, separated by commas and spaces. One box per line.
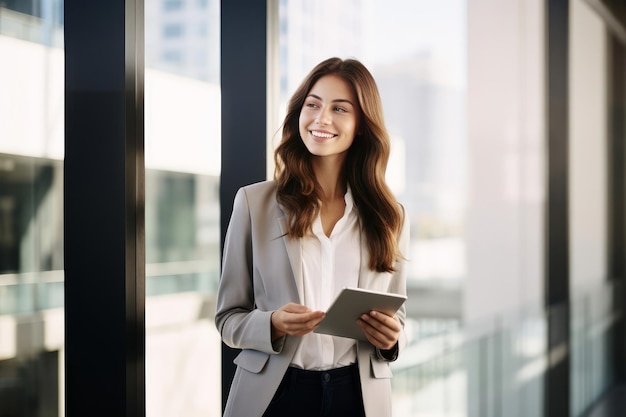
313, 287, 407, 341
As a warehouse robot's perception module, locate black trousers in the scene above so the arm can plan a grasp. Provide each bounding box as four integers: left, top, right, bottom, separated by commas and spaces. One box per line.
262, 363, 366, 417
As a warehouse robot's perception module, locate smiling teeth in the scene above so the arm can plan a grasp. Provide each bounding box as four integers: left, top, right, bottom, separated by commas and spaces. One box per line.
311, 131, 335, 139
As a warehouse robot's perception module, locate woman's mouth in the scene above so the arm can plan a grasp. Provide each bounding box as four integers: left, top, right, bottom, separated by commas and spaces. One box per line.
310, 130, 337, 139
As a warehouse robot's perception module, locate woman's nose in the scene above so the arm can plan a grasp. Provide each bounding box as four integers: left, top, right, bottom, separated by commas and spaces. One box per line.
315, 107, 332, 125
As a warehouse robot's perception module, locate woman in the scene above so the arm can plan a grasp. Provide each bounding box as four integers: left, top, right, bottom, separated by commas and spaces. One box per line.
215, 57, 409, 417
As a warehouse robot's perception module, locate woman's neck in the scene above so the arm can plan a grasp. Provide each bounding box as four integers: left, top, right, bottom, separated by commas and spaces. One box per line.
312, 156, 347, 202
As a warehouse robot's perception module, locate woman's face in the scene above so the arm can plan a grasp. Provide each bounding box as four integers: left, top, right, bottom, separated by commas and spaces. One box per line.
299, 74, 359, 160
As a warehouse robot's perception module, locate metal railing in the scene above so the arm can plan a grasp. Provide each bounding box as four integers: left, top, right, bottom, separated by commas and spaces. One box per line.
390, 281, 622, 417
0, 268, 621, 417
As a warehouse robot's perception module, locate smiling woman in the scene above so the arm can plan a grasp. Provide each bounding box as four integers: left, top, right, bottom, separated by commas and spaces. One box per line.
216, 57, 408, 417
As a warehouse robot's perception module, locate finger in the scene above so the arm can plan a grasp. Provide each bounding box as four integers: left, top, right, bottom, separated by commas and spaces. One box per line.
280, 311, 325, 335
358, 316, 398, 349
281, 304, 325, 320
361, 312, 400, 335
357, 322, 392, 349
281, 303, 312, 313
359, 317, 395, 342
369, 311, 402, 331
360, 324, 396, 350
285, 310, 324, 323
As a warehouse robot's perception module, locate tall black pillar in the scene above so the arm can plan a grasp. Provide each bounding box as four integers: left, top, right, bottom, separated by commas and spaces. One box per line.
220, 0, 268, 412
64, 1, 145, 416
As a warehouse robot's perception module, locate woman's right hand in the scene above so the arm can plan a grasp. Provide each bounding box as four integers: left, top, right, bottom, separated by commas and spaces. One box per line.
271, 303, 325, 341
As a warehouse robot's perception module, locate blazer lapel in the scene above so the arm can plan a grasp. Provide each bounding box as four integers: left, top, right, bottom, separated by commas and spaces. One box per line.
277, 215, 304, 304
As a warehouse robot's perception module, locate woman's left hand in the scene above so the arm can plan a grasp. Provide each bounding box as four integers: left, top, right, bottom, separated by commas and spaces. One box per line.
357, 310, 401, 350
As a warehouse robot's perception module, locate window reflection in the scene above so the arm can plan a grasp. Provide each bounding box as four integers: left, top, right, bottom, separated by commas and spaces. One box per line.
144, 0, 221, 415
0, 0, 65, 415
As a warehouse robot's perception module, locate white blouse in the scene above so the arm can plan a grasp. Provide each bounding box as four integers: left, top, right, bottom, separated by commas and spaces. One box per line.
290, 187, 361, 370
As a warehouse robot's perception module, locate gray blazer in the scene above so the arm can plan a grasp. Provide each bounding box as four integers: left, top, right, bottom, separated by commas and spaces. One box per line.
215, 180, 409, 417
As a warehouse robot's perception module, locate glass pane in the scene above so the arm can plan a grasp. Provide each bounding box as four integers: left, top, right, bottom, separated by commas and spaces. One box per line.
0, 0, 65, 415
569, 0, 611, 414
144, 0, 221, 415
568, 0, 608, 292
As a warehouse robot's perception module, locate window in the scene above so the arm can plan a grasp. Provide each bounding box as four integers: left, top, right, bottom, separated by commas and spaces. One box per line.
161, 49, 182, 62
163, 23, 183, 38
145, 0, 221, 415
0, 1, 65, 415
163, 0, 183, 11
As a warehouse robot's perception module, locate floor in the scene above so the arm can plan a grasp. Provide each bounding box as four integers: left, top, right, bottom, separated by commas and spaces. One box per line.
584, 385, 626, 417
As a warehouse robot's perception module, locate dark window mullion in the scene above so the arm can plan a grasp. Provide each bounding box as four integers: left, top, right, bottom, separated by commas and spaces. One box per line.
219, 0, 268, 412
64, 1, 145, 416
545, 0, 570, 416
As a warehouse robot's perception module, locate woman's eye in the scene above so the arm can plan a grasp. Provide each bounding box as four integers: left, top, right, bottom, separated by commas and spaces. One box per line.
334, 106, 347, 113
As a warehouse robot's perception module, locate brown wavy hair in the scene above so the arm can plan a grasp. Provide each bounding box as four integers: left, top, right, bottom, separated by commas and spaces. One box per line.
274, 57, 403, 272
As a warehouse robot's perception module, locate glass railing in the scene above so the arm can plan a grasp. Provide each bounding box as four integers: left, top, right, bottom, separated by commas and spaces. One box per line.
0, 263, 221, 316
0, 271, 621, 417
391, 280, 622, 417
145, 260, 220, 297
392, 306, 546, 417
570, 280, 622, 416
0, 271, 64, 315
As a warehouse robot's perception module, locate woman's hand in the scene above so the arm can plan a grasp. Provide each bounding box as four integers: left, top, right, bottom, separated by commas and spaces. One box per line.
357, 310, 401, 350
271, 303, 326, 341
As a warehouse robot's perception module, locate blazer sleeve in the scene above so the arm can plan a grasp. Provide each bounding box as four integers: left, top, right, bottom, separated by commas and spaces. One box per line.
214, 187, 277, 354
375, 203, 410, 361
